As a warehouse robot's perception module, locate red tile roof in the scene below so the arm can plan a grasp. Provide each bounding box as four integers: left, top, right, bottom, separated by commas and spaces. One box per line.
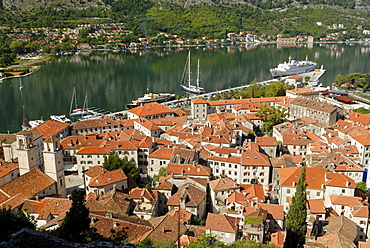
167, 184, 206, 207
325, 173, 355, 188
191, 98, 208, 104
129, 188, 158, 202
88, 169, 127, 187
279, 167, 326, 189
76, 146, 110, 155
84, 165, 107, 178
258, 203, 285, 220
32, 120, 70, 139
128, 102, 174, 117
241, 150, 271, 166
0, 168, 56, 205
241, 184, 265, 202
143, 214, 187, 243
307, 199, 326, 214
329, 195, 364, 206
167, 163, 211, 177
205, 213, 239, 233
209, 177, 238, 191
148, 148, 173, 159
256, 136, 277, 146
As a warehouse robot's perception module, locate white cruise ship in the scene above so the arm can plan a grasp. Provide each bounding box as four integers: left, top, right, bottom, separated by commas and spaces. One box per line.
270, 55, 317, 77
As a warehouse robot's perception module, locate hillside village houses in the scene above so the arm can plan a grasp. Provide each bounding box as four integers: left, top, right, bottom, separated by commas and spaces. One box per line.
2, 90, 370, 247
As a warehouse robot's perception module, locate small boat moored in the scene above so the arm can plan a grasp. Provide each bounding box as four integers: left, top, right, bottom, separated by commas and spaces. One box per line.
29, 119, 44, 128
51, 115, 72, 123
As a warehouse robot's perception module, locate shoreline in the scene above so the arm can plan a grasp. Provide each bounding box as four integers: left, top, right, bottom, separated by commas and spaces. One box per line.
0, 41, 367, 81
0, 55, 50, 81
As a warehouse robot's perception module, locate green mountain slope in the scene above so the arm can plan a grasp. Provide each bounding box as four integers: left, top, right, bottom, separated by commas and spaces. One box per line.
1, 0, 370, 39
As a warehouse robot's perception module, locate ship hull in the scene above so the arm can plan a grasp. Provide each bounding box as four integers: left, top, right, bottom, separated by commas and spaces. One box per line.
270, 64, 316, 77
181, 84, 205, 94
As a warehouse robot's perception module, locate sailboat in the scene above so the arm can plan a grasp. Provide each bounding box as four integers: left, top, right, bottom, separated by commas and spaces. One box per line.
180, 51, 206, 94
69, 87, 89, 118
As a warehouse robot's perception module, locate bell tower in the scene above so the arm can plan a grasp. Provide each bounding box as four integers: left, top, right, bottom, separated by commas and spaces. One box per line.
43, 137, 67, 197
16, 130, 38, 175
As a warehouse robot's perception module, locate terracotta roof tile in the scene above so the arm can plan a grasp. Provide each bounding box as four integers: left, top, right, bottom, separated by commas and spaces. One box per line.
325, 173, 355, 188
240, 184, 265, 202
329, 195, 364, 206
167, 163, 211, 177
0, 168, 56, 205
90, 213, 152, 243
71, 118, 121, 130
148, 148, 173, 159
84, 165, 107, 178
143, 214, 187, 243
129, 188, 157, 202
258, 203, 285, 220
205, 213, 240, 233
279, 167, 326, 189
32, 120, 70, 139
191, 98, 208, 104
256, 136, 277, 146
307, 199, 326, 214
88, 169, 127, 187
209, 177, 238, 191
352, 206, 369, 218
0, 134, 16, 144
167, 184, 206, 207
241, 150, 271, 166
76, 146, 111, 155
291, 97, 337, 114
22, 197, 71, 220
325, 215, 357, 241
128, 102, 174, 117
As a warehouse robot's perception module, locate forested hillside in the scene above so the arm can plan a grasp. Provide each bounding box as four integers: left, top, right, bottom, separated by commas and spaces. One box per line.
1, 0, 370, 40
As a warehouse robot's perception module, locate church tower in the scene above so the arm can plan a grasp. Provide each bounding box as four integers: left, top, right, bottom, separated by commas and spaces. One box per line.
43, 137, 67, 197
16, 130, 38, 175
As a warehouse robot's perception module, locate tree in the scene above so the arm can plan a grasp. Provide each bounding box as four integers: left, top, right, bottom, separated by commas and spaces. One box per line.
264, 82, 285, 97
356, 181, 367, 194
140, 237, 154, 248
353, 107, 370, 114
284, 167, 307, 248
186, 234, 224, 248
103, 153, 140, 183
255, 105, 288, 136
54, 189, 91, 243
335, 74, 348, 87
153, 166, 167, 183
225, 239, 276, 248
0, 206, 36, 241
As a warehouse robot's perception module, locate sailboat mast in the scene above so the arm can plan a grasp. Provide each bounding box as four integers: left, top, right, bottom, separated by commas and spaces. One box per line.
188, 51, 191, 87
69, 87, 76, 114
196, 59, 200, 89
82, 92, 88, 117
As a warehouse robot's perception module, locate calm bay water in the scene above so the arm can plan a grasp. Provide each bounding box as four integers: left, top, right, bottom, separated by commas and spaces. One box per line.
1, 43, 370, 133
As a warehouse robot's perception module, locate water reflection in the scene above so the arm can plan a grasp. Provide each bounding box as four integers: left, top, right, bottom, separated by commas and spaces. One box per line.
1, 43, 370, 133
